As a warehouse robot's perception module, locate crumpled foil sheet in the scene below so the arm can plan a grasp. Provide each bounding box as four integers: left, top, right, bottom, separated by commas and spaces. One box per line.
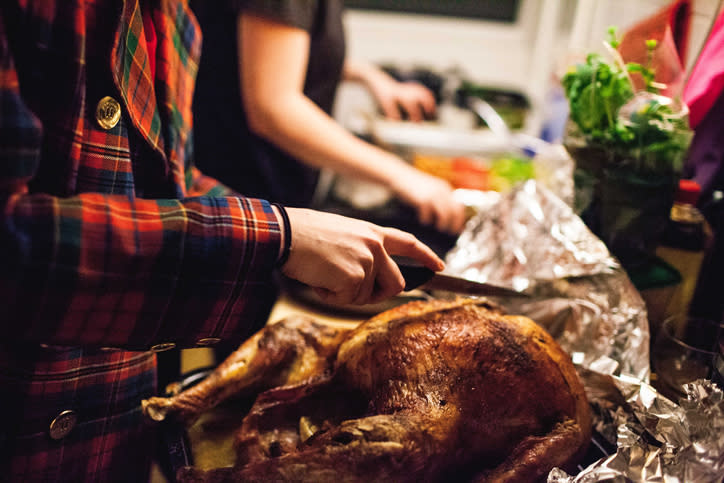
443, 180, 724, 481
548, 377, 724, 482
445, 180, 650, 380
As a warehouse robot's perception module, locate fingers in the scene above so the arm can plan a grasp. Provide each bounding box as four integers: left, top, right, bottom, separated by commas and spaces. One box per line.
428, 196, 467, 235
418, 86, 437, 119
417, 203, 435, 227
380, 227, 444, 271
397, 96, 425, 123
316, 229, 441, 306
378, 97, 402, 121
409, 186, 466, 235
449, 202, 467, 233
314, 268, 364, 307
379, 83, 436, 122
368, 252, 405, 303
357, 229, 442, 304
352, 251, 378, 305
390, 167, 466, 235
398, 83, 436, 122
313, 287, 336, 304
279, 208, 444, 306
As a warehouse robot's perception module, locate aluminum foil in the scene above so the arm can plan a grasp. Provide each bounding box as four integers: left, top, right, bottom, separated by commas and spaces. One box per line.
444, 180, 650, 380
548, 378, 724, 482
443, 181, 724, 480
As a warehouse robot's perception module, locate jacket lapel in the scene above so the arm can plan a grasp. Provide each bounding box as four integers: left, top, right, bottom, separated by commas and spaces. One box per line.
154, 0, 202, 191
110, 0, 201, 194
111, 0, 165, 156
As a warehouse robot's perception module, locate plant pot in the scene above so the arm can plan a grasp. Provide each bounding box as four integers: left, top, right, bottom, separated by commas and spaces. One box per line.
598, 167, 676, 268
564, 137, 678, 270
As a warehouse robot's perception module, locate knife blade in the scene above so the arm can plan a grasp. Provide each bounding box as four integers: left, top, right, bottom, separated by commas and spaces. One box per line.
394, 256, 529, 298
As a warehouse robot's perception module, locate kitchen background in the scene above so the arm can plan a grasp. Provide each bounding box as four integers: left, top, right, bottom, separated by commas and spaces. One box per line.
334, 0, 720, 136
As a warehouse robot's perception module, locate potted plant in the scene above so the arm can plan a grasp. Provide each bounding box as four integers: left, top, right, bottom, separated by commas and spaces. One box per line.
561, 28, 693, 270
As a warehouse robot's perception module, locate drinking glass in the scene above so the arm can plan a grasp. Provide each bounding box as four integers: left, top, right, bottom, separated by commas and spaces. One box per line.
652, 315, 724, 399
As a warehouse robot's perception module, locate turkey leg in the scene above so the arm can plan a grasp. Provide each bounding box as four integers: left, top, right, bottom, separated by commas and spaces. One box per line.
142, 316, 351, 424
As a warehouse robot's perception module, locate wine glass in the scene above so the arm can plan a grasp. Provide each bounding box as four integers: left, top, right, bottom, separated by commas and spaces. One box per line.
652, 315, 724, 400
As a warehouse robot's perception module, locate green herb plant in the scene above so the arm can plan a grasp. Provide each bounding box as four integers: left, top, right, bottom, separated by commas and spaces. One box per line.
561, 27, 692, 176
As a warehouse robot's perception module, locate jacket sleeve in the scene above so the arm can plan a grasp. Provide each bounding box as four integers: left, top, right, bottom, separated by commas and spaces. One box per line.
0, 17, 282, 350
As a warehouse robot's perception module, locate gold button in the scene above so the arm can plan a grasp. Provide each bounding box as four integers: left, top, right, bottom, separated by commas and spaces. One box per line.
95, 96, 121, 130
150, 342, 177, 352
49, 410, 77, 440
196, 338, 221, 347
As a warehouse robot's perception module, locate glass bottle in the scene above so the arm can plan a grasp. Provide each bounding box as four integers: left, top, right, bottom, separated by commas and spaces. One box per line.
655, 179, 712, 336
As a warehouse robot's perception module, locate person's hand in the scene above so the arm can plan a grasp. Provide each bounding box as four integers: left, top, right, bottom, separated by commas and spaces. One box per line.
354, 64, 436, 122
367, 75, 436, 122
279, 208, 444, 306
389, 168, 467, 235
371, 78, 437, 122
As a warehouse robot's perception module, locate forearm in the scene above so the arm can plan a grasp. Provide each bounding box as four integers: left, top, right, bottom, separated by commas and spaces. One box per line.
248, 92, 414, 192
342, 58, 387, 85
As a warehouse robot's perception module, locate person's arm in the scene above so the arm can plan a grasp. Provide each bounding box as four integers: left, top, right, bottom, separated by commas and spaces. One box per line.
187, 168, 444, 306
0, 16, 443, 349
239, 13, 466, 234
342, 59, 436, 122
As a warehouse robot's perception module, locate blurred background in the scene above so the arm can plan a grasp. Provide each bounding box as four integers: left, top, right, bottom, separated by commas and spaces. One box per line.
335, 0, 718, 136
312, 0, 721, 262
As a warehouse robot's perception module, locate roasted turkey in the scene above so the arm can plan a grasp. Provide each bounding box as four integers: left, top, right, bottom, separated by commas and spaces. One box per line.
143, 298, 591, 482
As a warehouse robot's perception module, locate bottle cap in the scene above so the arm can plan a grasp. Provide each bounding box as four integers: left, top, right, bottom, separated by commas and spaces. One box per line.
676, 179, 701, 205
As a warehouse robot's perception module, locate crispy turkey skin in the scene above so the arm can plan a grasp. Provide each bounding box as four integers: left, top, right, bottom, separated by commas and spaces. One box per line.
145, 298, 591, 482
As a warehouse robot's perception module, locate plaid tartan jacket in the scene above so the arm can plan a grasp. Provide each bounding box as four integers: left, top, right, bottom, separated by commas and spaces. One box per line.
0, 0, 282, 480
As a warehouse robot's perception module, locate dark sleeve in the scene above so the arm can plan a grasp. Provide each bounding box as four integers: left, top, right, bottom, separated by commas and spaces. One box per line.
683, 89, 724, 203
227, 0, 319, 31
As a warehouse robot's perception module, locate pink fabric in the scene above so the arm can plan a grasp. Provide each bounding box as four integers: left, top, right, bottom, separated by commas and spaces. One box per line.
684, 10, 724, 129
618, 0, 691, 97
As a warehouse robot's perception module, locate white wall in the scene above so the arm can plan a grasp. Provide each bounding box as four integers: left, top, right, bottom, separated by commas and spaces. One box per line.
343, 1, 545, 95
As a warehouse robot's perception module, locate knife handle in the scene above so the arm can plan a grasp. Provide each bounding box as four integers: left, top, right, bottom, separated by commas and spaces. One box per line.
392, 256, 436, 291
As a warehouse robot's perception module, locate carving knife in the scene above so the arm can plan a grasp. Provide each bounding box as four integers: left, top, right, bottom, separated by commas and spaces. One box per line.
394, 256, 529, 298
